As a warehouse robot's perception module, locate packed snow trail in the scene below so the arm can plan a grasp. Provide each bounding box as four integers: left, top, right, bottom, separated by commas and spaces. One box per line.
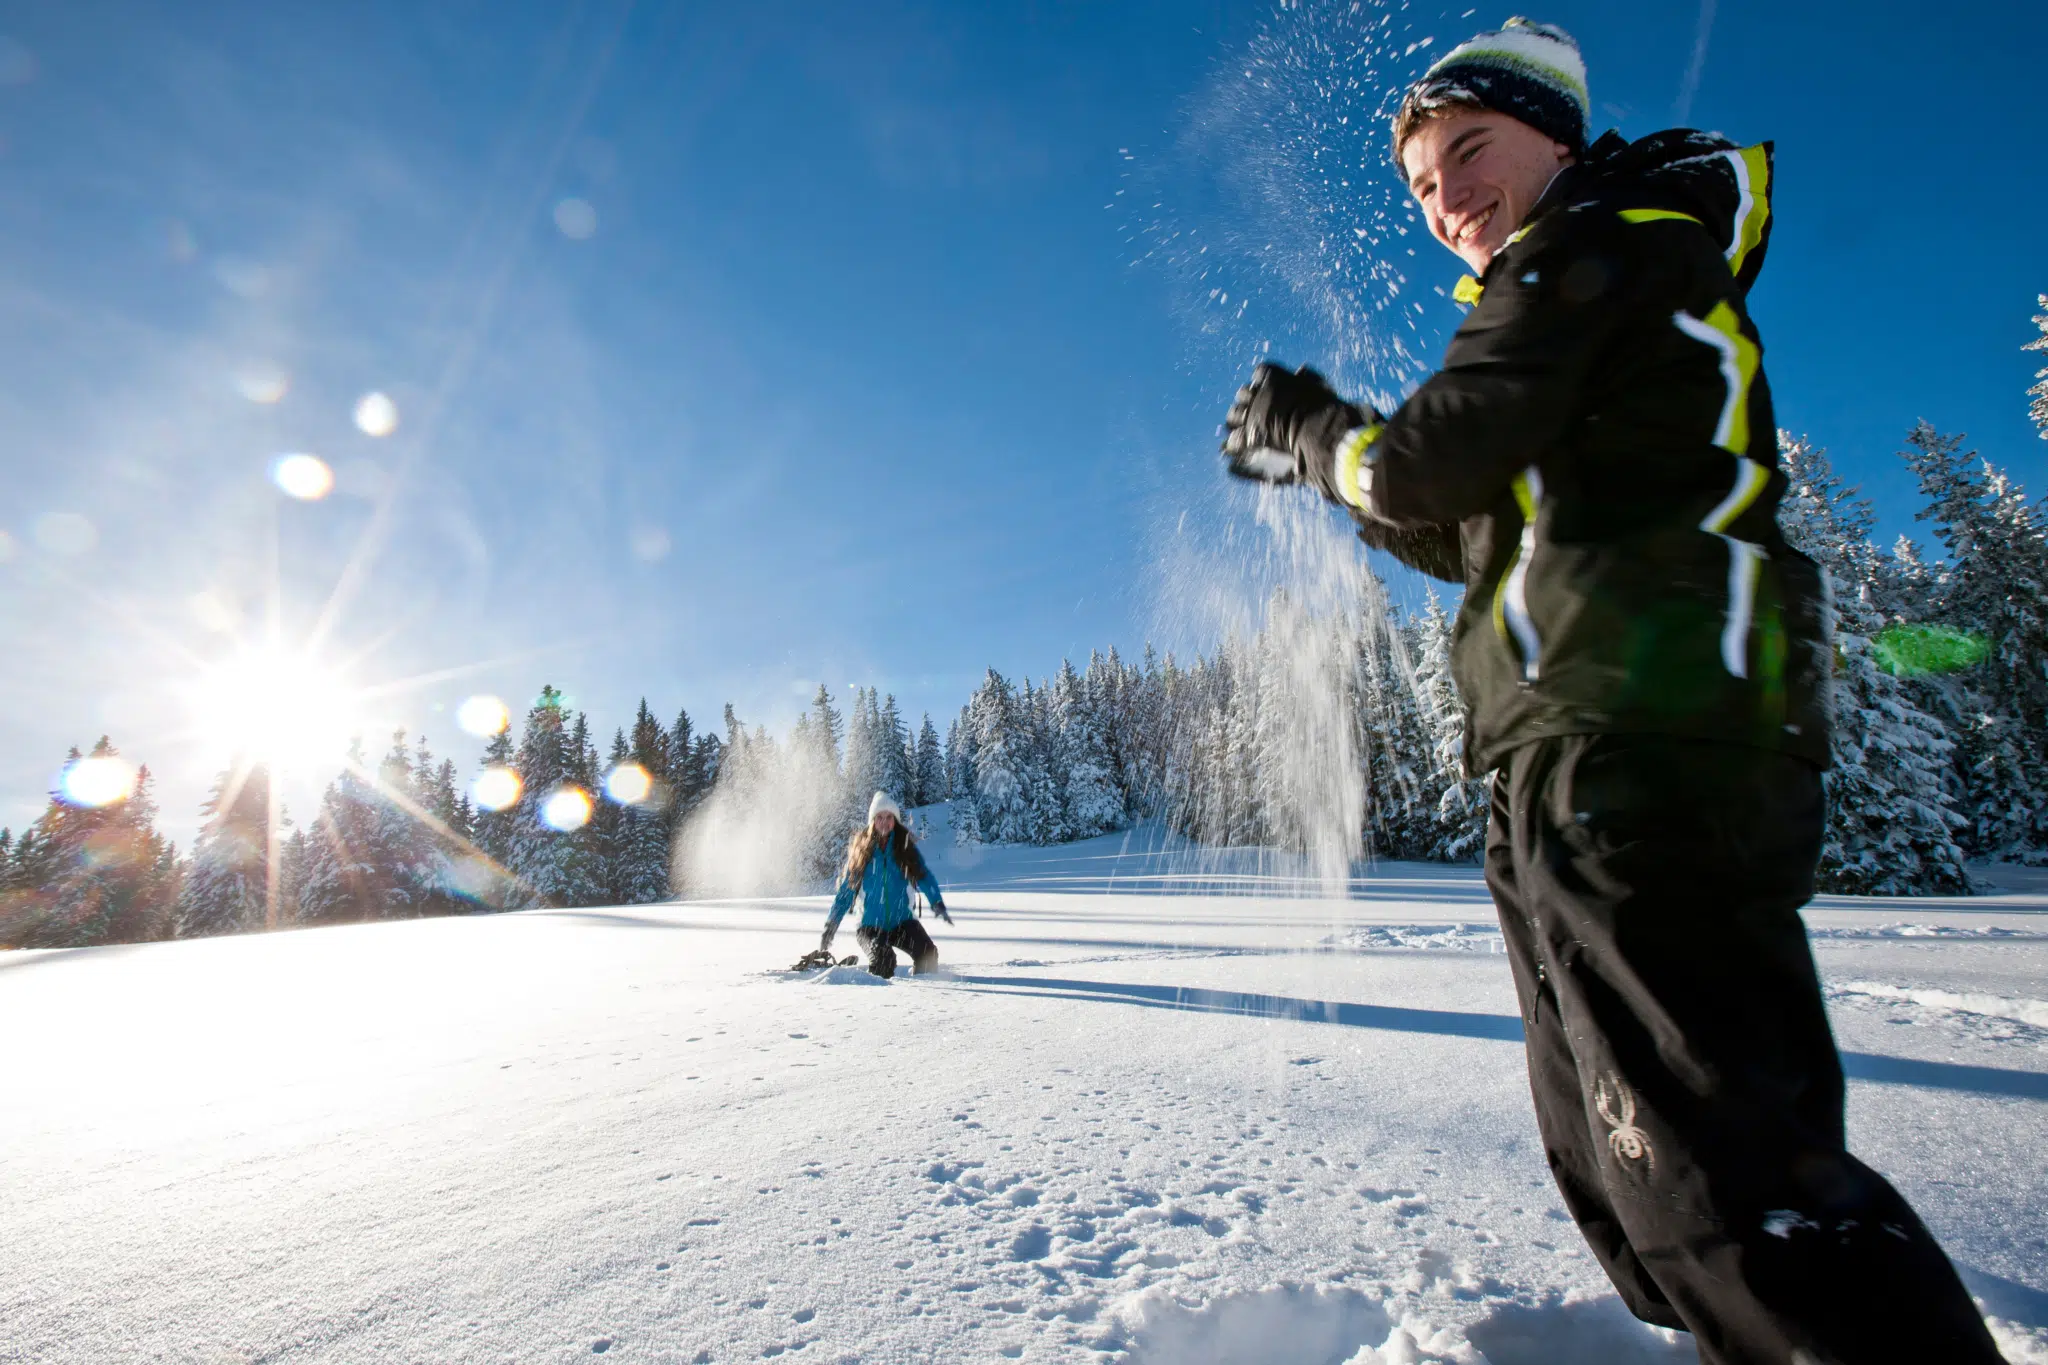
4, 816, 2045, 1363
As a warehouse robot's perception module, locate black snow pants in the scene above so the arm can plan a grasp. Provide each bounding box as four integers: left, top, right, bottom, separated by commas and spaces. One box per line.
1487, 733, 2005, 1365
857, 920, 937, 979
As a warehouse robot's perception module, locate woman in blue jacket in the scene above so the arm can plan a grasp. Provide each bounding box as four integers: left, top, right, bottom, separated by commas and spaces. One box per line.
819, 792, 951, 977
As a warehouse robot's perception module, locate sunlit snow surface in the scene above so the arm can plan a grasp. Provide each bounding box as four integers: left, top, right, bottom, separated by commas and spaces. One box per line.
4, 808, 2045, 1364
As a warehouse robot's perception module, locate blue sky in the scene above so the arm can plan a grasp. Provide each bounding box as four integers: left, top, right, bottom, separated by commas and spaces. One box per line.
2, 0, 2044, 837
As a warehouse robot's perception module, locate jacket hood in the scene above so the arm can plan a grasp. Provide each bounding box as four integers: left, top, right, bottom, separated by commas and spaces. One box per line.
1536, 128, 1775, 295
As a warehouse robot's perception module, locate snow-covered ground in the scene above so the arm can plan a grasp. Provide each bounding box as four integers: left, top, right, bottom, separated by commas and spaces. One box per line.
6, 809, 2045, 1364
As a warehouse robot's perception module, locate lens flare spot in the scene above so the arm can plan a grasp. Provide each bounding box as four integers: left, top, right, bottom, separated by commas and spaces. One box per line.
605, 762, 652, 805
271, 453, 334, 501
542, 787, 592, 831
456, 694, 511, 737
60, 755, 136, 808
189, 590, 239, 633
628, 525, 672, 562
234, 363, 289, 404
554, 197, 598, 240
473, 767, 522, 812
353, 391, 399, 437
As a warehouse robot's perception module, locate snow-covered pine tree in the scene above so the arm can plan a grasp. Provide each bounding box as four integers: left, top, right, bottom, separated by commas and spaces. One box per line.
1778, 432, 1970, 892
2027, 294, 2047, 439
175, 760, 277, 936
1122, 646, 1169, 818
506, 686, 599, 907
296, 741, 399, 923
912, 714, 947, 807
842, 687, 880, 811
591, 729, 637, 906
469, 726, 522, 908
876, 694, 913, 808
968, 671, 1030, 842
1055, 659, 1123, 838
278, 826, 311, 924
946, 706, 975, 808
947, 707, 982, 843
416, 737, 489, 911
1899, 422, 2048, 862
1083, 649, 1130, 813
1016, 680, 1065, 845
0, 739, 180, 948
790, 687, 850, 882
372, 731, 442, 917
624, 701, 676, 902
1411, 589, 1488, 863
667, 707, 700, 816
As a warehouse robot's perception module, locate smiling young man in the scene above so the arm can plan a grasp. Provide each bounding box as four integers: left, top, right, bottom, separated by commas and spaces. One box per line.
1221, 18, 2009, 1365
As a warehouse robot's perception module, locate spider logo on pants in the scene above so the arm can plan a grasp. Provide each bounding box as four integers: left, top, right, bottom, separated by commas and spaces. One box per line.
1594, 1074, 1654, 1173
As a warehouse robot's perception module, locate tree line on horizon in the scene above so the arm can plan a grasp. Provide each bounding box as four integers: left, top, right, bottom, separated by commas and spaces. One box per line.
4, 300, 2045, 949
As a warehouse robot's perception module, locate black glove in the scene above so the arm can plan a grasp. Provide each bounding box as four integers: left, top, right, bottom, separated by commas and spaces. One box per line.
932, 903, 953, 925
1221, 362, 1383, 512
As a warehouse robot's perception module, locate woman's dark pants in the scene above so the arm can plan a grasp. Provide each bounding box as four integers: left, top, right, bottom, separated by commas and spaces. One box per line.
1487, 733, 2005, 1365
857, 920, 938, 978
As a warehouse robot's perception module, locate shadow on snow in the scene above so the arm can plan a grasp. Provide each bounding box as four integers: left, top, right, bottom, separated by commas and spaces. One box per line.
949, 974, 2048, 1102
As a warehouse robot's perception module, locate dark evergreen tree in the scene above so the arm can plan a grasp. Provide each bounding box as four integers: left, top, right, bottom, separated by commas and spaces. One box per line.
1899, 423, 2048, 862
591, 729, 639, 905
1780, 433, 1969, 892
372, 731, 442, 916
469, 726, 521, 908
0, 739, 179, 948
296, 742, 394, 923
506, 689, 600, 907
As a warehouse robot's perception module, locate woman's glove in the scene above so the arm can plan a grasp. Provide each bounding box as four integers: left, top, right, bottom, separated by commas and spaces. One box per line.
932, 903, 953, 925
1221, 362, 1386, 515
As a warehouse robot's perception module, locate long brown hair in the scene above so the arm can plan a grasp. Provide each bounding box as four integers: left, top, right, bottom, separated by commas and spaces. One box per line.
841, 819, 928, 892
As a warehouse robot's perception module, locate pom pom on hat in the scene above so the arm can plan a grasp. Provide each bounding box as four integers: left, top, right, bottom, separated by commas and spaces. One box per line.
1395, 17, 1590, 158
868, 791, 904, 823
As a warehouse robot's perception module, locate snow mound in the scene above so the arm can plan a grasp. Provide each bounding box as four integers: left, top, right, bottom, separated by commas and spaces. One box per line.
1117, 1284, 1422, 1365
1328, 924, 1504, 953
805, 965, 888, 986
1828, 980, 2048, 1030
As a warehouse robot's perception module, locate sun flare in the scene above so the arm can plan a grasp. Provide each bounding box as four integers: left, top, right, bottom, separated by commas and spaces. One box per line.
188, 647, 357, 771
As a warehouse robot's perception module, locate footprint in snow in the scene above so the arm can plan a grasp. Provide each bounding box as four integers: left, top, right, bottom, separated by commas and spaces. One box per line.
1010, 1225, 1053, 1261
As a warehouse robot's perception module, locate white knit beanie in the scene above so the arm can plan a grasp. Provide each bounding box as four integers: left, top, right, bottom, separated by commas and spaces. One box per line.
868, 791, 904, 824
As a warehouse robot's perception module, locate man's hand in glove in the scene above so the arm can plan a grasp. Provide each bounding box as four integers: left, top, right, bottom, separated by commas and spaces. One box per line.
932, 903, 953, 926
1221, 362, 1387, 518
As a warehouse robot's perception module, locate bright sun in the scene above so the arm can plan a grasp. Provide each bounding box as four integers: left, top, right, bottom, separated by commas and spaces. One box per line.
189, 646, 358, 770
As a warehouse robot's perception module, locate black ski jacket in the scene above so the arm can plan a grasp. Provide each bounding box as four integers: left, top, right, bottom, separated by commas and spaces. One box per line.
1357, 128, 1829, 775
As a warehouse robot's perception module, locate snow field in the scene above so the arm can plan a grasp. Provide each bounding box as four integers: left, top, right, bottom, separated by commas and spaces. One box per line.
3, 827, 2045, 1363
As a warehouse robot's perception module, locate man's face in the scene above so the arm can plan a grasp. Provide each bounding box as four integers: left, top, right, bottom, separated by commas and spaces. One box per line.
1400, 110, 1573, 273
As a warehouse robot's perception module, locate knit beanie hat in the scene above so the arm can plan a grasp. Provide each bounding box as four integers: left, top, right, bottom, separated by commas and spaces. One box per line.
1393, 18, 1590, 160
868, 791, 904, 824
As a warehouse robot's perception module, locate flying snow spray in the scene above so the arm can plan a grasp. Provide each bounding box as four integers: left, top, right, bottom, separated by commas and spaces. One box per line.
1132, 2, 1456, 894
